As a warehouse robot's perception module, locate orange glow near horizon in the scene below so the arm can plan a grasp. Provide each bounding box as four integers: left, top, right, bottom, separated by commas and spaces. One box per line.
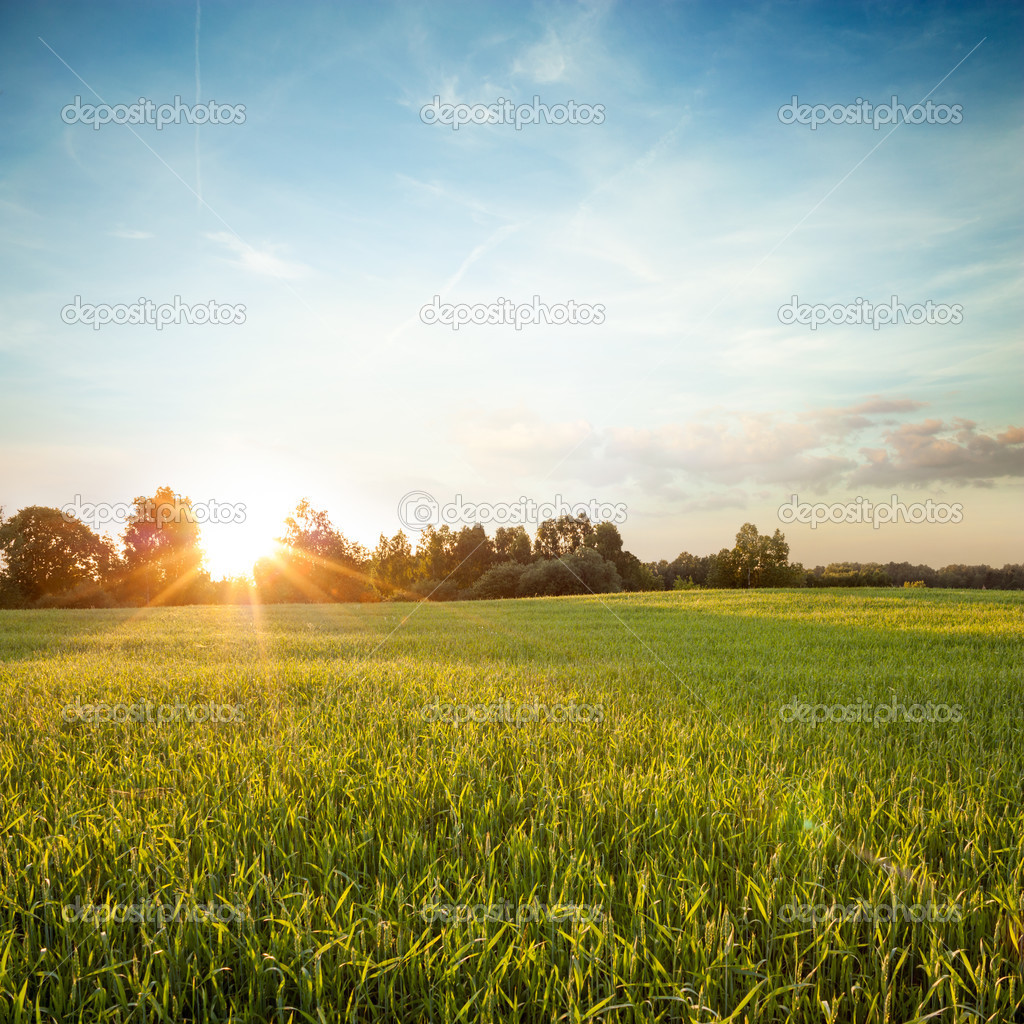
200, 523, 280, 581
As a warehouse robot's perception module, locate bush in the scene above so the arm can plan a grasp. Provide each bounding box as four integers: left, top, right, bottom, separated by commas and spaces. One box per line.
468, 561, 530, 600
35, 582, 118, 609
408, 579, 462, 602
517, 549, 622, 598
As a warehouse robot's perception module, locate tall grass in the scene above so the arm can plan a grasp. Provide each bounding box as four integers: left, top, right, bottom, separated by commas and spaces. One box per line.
0, 589, 1021, 1022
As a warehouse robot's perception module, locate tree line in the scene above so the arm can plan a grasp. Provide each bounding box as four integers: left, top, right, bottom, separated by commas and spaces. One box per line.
0, 486, 1019, 608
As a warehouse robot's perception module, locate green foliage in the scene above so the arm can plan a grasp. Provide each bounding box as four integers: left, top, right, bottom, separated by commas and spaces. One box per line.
0, 505, 118, 604
371, 531, 415, 597
493, 524, 533, 564
407, 577, 461, 601
533, 514, 595, 558
467, 560, 531, 600
518, 546, 622, 597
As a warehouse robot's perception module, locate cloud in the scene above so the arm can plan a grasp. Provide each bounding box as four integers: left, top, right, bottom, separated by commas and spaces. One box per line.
205, 232, 310, 280
512, 30, 569, 83
453, 400, 1024, 500
109, 229, 153, 240
850, 418, 1024, 486
453, 407, 595, 477
802, 396, 930, 438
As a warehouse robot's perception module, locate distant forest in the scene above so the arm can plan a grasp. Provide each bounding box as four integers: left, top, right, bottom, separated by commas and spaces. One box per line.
1, 487, 1020, 608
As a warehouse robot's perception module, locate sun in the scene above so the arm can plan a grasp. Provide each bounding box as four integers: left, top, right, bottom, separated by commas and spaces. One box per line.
201, 520, 279, 581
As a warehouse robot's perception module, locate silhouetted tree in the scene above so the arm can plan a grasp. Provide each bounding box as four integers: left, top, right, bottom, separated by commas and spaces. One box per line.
0, 506, 118, 605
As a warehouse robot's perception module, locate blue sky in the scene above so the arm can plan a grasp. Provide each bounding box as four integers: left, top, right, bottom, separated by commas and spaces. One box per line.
1, 0, 1021, 577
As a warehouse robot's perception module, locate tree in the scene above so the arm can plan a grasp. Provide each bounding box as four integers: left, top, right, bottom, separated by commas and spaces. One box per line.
493, 525, 533, 564
533, 515, 594, 558
727, 523, 802, 588
705, 548, 737, 589
652, 551, 714, 589
450, 524, 496, 588
254, 499, 370, 603
371, 531, 415, 597
121, 486, 209, 604
0, 506, 118, 606
415, 525, 458, 582
586, 521, 661, 591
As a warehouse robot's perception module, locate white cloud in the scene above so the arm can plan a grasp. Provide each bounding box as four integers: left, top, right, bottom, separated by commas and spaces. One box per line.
205, 232, 310, 280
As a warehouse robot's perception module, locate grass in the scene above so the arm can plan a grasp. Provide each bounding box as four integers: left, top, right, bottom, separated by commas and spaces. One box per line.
0, 588, 1021, 1022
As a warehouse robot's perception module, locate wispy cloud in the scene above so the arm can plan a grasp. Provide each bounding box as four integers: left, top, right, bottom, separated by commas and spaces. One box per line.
205, 232, 310, 280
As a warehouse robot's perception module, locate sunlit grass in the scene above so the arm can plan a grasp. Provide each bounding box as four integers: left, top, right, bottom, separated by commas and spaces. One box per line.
0, 589, 1021, 1022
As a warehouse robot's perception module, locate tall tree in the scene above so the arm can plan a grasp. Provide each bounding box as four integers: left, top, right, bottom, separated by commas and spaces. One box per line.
493, 525, 533, 564
414, 524, 458, 581
254, 499, 370, 603
586, 521, 660, 591
122, 486, 208, 604
450, 524, 496, 588
0, 506, 117, 605
534, 514, 594, 558
371, 531, 415, 596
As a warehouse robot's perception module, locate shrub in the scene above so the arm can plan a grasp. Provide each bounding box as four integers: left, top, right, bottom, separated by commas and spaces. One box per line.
468, 561, 530, 600
35, 582, 118, 609
517, 549, 622, 598
408, 579, 462, 602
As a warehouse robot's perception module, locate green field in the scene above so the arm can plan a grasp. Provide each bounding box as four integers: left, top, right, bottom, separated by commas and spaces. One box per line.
0, 589, 1021, 1023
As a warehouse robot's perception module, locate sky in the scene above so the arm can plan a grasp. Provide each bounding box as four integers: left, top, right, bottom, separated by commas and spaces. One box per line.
1, 0, 1021, 578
